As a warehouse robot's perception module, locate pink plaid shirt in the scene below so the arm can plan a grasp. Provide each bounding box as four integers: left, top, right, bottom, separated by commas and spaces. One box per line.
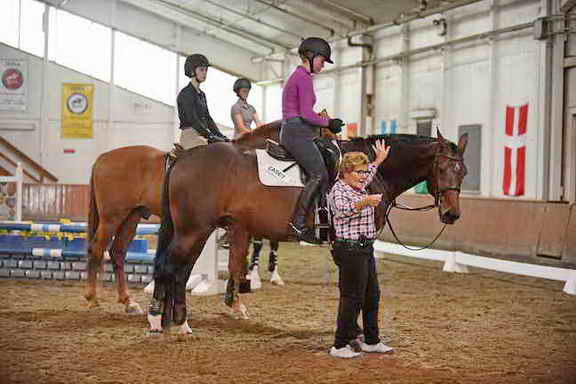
328, 164, 378, 240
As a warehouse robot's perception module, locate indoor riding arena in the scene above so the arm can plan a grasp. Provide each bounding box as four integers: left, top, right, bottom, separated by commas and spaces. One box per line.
1, 1, 575, 383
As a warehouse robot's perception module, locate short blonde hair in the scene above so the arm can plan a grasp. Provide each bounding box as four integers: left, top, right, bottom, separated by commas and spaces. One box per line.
340, 152, 369, 177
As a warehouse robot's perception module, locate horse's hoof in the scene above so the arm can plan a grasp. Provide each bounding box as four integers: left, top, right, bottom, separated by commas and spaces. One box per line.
178, 321, 193, 335
86, 300, 100, 310
147, 329, 163, 336
235, 304, 249, 320
270, 271, 285, 286
249, 267, 262, 290
143, 281, 155, 295
126, 302, 144, 315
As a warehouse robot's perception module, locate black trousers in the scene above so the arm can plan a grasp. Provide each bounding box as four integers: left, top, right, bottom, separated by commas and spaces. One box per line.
280, 118, 328, 188
332, 242, 381, 349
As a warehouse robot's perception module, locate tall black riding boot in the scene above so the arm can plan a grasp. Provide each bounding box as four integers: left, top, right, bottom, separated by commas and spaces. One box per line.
290, 176, 322, 244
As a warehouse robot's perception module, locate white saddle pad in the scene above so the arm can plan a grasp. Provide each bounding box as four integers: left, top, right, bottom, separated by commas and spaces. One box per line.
255, 149, 305, 187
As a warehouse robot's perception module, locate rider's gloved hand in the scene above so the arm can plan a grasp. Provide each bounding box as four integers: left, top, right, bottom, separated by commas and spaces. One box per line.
207, 135, 229, 144
328, 118, 344, 134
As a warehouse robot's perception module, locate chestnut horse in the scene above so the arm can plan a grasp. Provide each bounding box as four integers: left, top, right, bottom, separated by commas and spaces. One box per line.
85, 120, 284, 313
148, 130, 468, 332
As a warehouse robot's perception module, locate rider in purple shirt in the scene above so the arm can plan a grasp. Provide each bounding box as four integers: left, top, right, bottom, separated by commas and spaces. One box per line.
280, 37, 345, 244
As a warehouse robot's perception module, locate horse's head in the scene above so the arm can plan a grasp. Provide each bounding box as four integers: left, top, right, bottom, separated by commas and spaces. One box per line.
427, 129, 468, 224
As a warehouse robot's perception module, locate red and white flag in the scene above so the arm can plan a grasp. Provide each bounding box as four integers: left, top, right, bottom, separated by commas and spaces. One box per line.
503, 104, 528, 196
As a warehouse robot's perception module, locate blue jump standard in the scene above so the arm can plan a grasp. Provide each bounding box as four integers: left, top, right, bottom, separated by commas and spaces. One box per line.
0, 221, 157, 263
0, 235, 154, 262
0, 222, 160, 235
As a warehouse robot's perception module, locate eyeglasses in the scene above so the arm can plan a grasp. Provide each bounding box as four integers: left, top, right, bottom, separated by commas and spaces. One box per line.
352, 170, 370, 176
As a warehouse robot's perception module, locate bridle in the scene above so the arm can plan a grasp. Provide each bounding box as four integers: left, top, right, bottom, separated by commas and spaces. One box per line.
428, 153, 465, 208
367, 141, 464, 251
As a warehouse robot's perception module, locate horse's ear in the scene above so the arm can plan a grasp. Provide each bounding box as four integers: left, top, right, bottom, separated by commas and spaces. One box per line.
436, 128, 445, 141
458, 132, 469, 154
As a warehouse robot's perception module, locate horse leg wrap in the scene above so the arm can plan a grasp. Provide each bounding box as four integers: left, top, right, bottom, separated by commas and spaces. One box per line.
268, 251, 278, 273
147, 297, 164, 332
239, 280, 251, 294
148, 297, 164, 316
224, 278, 235, 307
250, 240, 263, 270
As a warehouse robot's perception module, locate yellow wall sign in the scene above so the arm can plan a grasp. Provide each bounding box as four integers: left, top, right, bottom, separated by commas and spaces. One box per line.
61, 83, 94, 139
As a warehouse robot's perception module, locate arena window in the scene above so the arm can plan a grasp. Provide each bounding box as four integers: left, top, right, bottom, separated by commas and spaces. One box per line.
0, 0, 19, 48
19, 0, 45, 57
114, 32, 176, 106
0, 0, 45, 57
48, 7, 111, 82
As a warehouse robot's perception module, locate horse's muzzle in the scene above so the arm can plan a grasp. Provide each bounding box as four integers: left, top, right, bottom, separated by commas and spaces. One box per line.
440, 210, 460, 224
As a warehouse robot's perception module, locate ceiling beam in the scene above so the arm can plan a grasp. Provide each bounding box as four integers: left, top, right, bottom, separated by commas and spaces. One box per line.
152, 0, 293, 51
253, 0, 336, 36
201, 0, 305, 41
117, 0, 270, 55
309, 0, 374, 26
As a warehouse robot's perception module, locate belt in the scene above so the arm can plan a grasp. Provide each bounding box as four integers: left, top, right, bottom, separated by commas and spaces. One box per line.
285, 117, 303, 124
334, 238, 374, 248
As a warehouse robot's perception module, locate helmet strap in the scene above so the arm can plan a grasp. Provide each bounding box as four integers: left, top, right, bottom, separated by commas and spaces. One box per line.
306, 53, 320, 73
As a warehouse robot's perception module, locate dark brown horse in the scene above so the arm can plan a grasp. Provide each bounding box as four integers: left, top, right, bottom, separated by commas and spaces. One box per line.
85, 121, 284, 313
148, 130, 468, 332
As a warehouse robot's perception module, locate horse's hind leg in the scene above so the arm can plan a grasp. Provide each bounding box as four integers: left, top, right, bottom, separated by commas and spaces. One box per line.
85, 216, 123, 308
109, 210, 142, 314
225, 226, 250, 319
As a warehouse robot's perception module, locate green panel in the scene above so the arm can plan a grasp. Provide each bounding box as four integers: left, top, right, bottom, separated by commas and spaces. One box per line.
415, 181, 428, 194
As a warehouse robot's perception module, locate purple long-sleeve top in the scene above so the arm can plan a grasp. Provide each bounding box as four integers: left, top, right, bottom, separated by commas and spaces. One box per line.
282, 66, 330, 127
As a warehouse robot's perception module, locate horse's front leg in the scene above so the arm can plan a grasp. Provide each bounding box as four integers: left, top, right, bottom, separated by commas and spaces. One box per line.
225, 226, 250, 320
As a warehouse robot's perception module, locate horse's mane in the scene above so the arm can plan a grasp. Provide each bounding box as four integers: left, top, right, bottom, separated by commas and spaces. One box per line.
352, 134, 459, 152
233, 120, 281, 145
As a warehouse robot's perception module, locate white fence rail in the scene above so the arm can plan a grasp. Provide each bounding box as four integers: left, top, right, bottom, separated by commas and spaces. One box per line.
374, 240, 576, 295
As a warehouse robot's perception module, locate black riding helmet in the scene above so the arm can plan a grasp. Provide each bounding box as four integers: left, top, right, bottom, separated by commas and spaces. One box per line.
298, 37, 334, 64
184, 54, 210, 78
233, 78, 251, 94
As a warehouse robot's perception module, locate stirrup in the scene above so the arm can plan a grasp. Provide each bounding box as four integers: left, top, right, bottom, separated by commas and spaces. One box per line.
290, 223, 322, 245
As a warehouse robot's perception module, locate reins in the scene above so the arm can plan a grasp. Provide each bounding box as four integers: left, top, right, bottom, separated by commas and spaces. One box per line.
381, 199, 447, 251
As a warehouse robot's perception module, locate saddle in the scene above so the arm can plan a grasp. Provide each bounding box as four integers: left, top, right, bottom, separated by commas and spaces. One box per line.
264, 138, 341, 185
257, 138, 341, 242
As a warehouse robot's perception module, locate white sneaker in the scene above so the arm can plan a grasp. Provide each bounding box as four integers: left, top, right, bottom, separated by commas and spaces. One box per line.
329, 345, 362, 359
360, 342, 394, 353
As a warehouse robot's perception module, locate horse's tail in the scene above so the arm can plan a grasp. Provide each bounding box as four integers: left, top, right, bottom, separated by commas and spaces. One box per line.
153, 158, 177, 327
87, 169, 99, 252
155, 160, 175, 274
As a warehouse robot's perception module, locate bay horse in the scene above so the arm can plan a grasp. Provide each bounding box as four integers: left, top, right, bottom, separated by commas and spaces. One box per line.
148, 130, 468, 332
84, 120, 285, 313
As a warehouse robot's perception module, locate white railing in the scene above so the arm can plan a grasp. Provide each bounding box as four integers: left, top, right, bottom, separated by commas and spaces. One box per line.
374, 240, 576, 295
0, 162, 23, 221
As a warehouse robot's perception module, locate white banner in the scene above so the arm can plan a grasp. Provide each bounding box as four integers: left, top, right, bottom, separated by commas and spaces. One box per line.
0, 59, 27, 111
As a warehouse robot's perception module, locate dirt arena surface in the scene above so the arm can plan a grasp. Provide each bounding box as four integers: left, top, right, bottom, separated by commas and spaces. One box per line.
0, 242, 575, 384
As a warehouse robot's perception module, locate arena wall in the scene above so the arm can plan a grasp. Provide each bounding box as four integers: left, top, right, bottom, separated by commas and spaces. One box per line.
380, 195, 576, 265
0, 42, 175, 185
